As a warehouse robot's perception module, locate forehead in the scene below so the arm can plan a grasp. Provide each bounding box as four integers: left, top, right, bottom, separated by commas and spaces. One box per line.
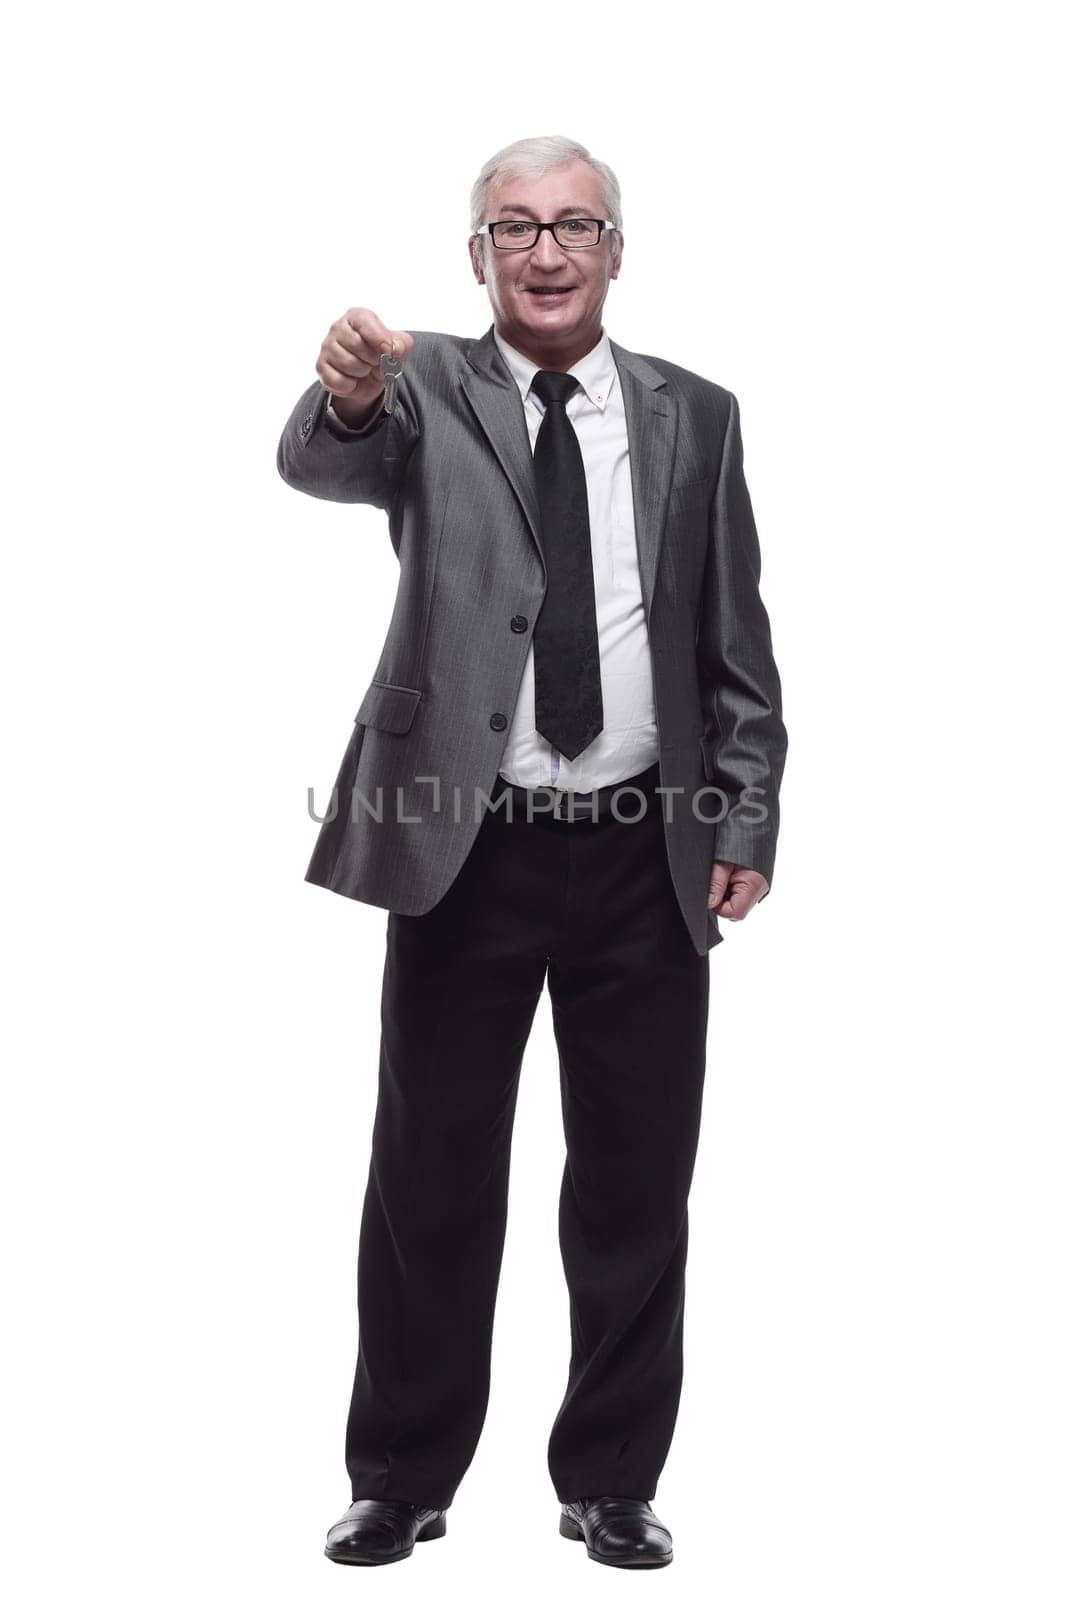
489, 159, 603, 216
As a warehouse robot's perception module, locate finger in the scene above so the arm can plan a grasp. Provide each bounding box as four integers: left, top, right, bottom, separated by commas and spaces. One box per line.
720, 879, 759, 921
329, 326, 382, 376
346, 314, 414, 367
328, 322, 381, 371
320, 341, 377, 382
317, 356, 373, 398
342, 306, 395, 356
369, 327, 413, 366
707, 861, 732, 909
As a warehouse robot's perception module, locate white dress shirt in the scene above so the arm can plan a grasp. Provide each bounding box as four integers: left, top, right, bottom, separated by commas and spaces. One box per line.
327, 326, 660, 793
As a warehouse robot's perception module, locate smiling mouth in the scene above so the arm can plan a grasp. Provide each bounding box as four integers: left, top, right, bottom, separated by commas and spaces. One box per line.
527, 286, 577, 295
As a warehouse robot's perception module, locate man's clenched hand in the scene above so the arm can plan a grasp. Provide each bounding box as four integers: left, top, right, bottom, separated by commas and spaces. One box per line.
708, 860, 770, 921
316, 307, 415, 428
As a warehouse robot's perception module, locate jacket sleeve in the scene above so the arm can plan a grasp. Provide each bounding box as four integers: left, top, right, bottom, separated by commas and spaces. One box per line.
275, 378, 419, 510
697, 389, 788, 890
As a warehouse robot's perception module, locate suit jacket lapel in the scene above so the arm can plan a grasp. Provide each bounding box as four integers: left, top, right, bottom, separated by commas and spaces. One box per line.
610, 339, 676, 620
460, 328, 543, 558
461, 325, 677, 616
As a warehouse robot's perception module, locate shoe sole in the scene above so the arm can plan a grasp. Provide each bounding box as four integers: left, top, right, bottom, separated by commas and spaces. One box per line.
324, 1512, 447, 1565
559, 1511, 673, 1567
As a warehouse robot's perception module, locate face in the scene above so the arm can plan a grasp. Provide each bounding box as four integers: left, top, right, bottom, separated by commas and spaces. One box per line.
469, 159, 623, 370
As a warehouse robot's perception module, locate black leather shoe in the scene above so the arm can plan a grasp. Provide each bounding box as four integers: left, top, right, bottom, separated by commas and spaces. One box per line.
324, 1499, 447, 1565
560, 1496, 673, 1567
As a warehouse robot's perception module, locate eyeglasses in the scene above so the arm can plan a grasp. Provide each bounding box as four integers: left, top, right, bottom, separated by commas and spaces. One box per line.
475, 219, 617, 250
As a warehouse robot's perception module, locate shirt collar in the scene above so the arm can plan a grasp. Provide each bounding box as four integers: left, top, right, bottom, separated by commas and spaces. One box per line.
492, 325, 616, 412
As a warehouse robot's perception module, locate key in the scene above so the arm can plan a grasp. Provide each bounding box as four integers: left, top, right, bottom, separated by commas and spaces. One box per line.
379, 339, 404, 415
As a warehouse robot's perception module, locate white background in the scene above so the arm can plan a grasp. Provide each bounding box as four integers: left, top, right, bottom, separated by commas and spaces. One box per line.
3, 2, 1064, 1595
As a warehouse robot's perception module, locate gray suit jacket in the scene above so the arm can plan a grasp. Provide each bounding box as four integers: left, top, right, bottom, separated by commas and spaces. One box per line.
276, 325, 787, 956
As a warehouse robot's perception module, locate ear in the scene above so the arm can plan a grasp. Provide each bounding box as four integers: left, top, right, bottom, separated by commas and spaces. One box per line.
468, 236, 486, 285
610, 231, 624, 280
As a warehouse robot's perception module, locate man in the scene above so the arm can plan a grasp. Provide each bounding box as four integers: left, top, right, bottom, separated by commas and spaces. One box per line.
276, 134, 787, 1569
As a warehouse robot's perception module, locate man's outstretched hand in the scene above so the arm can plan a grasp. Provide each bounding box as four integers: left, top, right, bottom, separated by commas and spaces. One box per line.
708, 860, 770, 921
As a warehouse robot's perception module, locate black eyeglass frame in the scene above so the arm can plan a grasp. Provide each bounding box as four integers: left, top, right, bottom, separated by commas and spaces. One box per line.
474, 219, 618, 250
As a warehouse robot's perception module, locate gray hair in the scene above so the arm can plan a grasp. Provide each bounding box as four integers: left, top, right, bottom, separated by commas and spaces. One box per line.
469, 134, 623, 268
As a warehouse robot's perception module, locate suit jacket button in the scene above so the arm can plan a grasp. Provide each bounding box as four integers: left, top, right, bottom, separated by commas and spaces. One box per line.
510, 615, 528, 632
490, 712, 508, 731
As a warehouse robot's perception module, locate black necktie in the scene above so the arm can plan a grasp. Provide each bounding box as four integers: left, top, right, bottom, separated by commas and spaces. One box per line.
529, 370, 604, 761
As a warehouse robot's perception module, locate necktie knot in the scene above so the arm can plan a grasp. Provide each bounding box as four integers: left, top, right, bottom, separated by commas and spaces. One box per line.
531, 370, 581, 408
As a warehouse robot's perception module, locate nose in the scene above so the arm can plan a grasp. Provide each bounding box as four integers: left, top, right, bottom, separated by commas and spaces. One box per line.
530, 227, 568, 269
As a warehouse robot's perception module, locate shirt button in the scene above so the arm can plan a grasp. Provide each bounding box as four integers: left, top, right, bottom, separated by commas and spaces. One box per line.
490, 712, 508, 731
510, 615, 528, 633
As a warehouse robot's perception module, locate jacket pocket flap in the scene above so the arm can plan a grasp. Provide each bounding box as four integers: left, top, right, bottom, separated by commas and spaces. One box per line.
354, 680, 422, 734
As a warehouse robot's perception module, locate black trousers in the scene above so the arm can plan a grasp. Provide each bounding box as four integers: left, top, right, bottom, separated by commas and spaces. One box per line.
344, 760, 711, 1509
